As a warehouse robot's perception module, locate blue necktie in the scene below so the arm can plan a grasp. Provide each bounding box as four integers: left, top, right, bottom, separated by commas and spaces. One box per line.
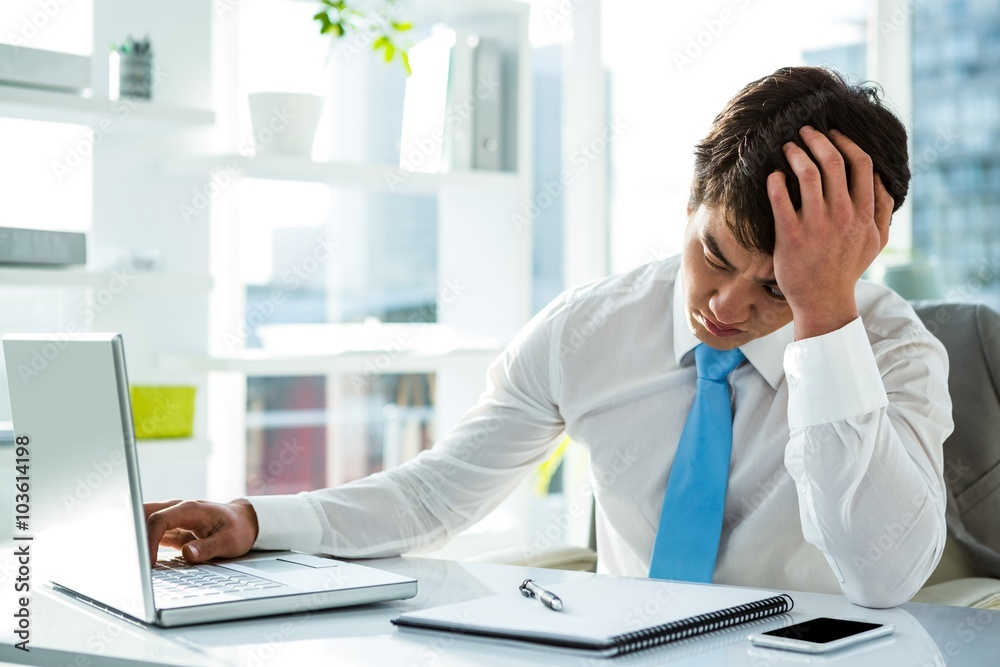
649, 343, 745, 582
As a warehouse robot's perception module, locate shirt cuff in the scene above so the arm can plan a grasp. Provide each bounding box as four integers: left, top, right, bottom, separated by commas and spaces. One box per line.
246, 493, 325, 553
784, 317, 888, 429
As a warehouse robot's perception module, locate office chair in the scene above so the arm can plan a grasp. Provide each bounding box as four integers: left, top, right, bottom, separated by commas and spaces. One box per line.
471, 301, 1000, 609
908, 301, 1000, 609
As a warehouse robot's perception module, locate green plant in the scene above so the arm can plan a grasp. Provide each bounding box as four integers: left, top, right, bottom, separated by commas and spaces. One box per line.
313, 0, 414, 75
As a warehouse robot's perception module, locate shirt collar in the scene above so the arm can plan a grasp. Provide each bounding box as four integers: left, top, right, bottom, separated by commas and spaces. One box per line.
672, 267, 792, 391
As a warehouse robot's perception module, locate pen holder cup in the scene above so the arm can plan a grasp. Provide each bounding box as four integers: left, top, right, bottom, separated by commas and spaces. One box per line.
117, 53, 153, 99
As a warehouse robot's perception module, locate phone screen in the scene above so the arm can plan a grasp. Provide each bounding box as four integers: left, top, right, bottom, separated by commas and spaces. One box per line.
762, 618, 883, 644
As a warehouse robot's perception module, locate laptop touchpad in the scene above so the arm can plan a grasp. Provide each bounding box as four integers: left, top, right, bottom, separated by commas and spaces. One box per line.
232, 559, 306, 574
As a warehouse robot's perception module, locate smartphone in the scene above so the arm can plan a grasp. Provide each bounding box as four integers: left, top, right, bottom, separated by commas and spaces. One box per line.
749, 617, 894, 654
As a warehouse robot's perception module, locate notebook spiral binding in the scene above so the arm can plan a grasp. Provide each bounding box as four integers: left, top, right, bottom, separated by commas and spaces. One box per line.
611, 593, 795, 656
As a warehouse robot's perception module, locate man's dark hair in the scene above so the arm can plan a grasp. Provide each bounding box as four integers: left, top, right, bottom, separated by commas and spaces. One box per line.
689, 66, 910, 255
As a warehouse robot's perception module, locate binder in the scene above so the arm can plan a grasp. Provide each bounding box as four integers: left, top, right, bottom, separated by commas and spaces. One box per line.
442, 30, 476, 172
472, 38, 504, 170
392, 576, 793, 658
0, 227, 86, 266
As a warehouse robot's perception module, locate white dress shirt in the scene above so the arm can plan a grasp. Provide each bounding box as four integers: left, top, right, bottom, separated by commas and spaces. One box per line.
248, 256, 953, 608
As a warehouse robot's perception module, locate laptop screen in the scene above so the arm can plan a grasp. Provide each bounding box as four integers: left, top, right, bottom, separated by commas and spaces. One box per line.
3, 333, 154, 623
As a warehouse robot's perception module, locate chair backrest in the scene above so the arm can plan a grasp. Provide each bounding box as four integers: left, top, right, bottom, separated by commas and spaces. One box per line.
911, 301, 1000, 579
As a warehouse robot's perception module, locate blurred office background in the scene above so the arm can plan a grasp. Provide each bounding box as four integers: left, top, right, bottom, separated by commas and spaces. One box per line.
0, 0, 994, 555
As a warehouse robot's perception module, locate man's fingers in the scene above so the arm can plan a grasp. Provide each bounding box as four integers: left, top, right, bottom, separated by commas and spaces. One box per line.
782, 139, 825, 222
797, 125, 851, 212
829, 129, 875, 219
146, 500, 216, 565
143, 499, 183, 521
182, 534, 229, 563
158, 528, 197, 551
767, 170, 798, 236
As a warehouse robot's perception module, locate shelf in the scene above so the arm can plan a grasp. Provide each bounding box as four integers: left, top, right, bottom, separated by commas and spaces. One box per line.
162, 154, 519, 194
160, 347, 501, 376
0, 267, 213, 291
0, 86, 214, 128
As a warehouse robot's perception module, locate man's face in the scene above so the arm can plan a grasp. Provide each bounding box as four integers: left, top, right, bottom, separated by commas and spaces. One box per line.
680, 205, 793, 350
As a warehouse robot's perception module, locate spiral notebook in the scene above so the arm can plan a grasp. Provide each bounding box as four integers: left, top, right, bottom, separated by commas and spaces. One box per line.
392, 576, 793, 658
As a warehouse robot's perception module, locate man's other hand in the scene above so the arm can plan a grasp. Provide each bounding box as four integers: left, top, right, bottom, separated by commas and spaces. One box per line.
144, 499, 259, 565
767, 125, 895, 340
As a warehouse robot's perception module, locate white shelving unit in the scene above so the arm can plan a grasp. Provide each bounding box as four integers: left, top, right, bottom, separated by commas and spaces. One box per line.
162, 347, 501, 376
1, 0, 533, 530
162, 155, 519, 194
0, 86, 214, 128
0, 267, 213, 291
0, 0, 217, 503
200, 0, 533, 506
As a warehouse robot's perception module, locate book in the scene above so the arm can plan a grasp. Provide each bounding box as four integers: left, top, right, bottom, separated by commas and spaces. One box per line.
399, 29, 454, 175
442, 30, 476, 172
392, 576, 793, 658
471, 38, 504, 170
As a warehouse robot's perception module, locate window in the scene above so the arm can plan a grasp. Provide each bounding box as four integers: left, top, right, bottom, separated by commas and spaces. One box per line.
602, 1, 869, 271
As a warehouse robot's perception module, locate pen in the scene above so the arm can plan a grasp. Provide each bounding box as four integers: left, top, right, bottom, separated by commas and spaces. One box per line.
519, 579, 563, 611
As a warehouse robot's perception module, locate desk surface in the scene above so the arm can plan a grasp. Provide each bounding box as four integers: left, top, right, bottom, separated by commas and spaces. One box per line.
3, 555, 999, 666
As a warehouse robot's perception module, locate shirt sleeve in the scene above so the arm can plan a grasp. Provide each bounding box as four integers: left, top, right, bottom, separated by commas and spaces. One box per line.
246, 296, 569, 558
783, 316, 953, 608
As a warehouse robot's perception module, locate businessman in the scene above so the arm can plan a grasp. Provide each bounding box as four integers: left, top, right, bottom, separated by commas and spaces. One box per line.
146, 67, 952, 608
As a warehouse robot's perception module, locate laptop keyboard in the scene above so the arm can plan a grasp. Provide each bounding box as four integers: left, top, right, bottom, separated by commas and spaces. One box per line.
152, 558, 282, 601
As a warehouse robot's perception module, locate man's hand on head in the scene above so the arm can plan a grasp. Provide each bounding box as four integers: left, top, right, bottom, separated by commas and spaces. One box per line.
767, 126, 895, 340
144, 498, 259, 566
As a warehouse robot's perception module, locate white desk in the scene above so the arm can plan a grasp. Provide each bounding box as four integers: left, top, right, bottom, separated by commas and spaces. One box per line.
2, 555, 999, 666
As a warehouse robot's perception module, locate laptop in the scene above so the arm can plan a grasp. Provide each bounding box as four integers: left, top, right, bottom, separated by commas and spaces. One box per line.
2, 332, 417, 627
